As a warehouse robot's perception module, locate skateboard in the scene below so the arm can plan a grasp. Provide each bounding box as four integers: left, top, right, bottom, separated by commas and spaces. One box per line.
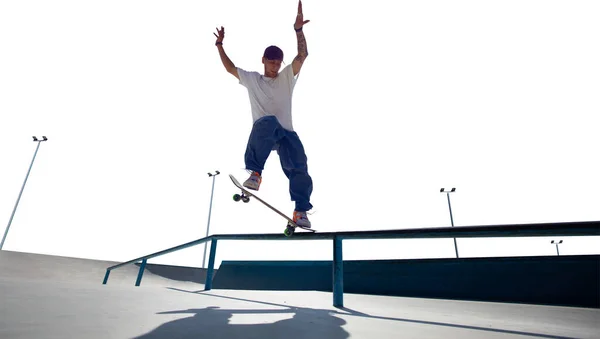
229, 174, 316, 237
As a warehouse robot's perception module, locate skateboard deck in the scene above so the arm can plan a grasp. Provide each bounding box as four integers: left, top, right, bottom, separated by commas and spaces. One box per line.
229, 174, 316, 236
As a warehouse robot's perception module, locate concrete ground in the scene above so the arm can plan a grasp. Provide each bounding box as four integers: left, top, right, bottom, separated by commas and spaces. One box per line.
1, 250, 598, 339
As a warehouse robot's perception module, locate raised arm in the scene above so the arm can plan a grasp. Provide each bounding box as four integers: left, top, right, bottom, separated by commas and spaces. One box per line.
292, 0, 310, 76
214, 26, 239, 80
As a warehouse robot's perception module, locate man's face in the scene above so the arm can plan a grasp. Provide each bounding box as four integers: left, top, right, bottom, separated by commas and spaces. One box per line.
263, 57, 282, 76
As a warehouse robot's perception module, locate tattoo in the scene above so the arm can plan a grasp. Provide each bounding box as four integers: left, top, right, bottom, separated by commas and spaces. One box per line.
295, 31, 308, 62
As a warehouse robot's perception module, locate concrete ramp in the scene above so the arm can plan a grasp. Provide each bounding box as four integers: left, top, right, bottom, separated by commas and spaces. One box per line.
1, 250, 599, 339
0, 250, 210, 288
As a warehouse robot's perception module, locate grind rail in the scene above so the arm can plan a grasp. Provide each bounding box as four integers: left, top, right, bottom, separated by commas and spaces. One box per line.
102, 220, 600, 307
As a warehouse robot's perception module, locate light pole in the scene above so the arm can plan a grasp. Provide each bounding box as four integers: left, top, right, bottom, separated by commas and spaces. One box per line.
202, 170, 220, 268
1, 136, 48, 250
440, 187, 459, 258
551, 240, 563, 256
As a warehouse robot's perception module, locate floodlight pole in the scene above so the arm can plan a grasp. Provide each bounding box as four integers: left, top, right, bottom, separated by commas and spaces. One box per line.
440, 187, 459, 258
202, 170, 220, 268
1, 136, 48, 250
551, 240, 563, 256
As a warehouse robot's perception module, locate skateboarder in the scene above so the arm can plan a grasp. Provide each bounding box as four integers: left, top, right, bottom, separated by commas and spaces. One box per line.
214, 0, 313, 228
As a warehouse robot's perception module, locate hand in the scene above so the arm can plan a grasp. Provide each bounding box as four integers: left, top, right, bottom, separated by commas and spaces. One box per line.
294, 0, 310, 30
214, 26, 225, 44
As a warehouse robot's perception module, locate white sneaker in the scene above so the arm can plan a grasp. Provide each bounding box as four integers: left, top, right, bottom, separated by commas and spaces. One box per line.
293, 210, 311, 228
243, 171, 262, 191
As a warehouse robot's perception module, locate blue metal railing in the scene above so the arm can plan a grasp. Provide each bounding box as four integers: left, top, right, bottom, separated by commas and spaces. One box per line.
103, 220, 600, 307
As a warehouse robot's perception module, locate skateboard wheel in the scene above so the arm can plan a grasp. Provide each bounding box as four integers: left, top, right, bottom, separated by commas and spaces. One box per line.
233, 194, 241, 202
242, 196, 250, 203
284, 226, 294, 237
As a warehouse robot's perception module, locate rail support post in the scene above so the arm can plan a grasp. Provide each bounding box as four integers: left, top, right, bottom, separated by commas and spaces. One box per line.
102, 269, 110, 284
135, 259, 147, 286
333, 235, 344, 307
205, 238, 218, 290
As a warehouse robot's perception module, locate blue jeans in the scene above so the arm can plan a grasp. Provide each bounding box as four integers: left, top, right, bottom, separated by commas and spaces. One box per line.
244, 116, 313, 212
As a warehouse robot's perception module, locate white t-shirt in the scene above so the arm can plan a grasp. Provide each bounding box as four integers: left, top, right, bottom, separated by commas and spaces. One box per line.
237, 64, 298, 131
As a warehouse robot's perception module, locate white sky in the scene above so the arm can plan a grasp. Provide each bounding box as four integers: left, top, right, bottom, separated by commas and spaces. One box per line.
1, 0, 599, 270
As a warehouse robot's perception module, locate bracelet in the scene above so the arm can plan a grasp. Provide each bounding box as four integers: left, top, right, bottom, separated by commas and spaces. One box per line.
294, 27, 302, 32
215, 42, 223, 46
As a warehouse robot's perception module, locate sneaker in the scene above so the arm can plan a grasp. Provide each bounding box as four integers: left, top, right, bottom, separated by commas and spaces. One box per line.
293, 210, 311, 228
243, 171, 262, 191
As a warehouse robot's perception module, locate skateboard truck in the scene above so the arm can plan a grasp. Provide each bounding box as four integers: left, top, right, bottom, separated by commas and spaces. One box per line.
232, 192, 250, 203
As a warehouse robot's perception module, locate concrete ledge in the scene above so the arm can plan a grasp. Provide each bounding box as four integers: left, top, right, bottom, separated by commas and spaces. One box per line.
212, 255, 600, 308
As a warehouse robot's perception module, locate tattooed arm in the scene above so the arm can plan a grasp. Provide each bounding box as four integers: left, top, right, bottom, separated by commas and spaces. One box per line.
292, 30, 308, 76
292, 0, 310, 76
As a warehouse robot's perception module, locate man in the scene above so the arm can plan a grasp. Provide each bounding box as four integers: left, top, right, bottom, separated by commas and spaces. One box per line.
214, 0, 313, 228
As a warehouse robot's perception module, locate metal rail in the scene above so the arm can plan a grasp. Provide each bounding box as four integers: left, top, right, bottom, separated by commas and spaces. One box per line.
102, 220, 600, 307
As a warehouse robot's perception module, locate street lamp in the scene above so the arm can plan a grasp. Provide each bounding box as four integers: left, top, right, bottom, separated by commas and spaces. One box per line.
440, 187, 459, 258
1, 136, 48, 250
202, 170, 220, 268
551, 240, 563, 256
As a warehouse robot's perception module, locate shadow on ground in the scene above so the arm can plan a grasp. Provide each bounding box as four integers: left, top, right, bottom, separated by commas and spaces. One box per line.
132, 305, 348, 339
134, 288, 574, 339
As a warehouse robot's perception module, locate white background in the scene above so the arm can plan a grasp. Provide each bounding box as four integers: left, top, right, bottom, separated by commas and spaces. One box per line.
1, 0, 598, 269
